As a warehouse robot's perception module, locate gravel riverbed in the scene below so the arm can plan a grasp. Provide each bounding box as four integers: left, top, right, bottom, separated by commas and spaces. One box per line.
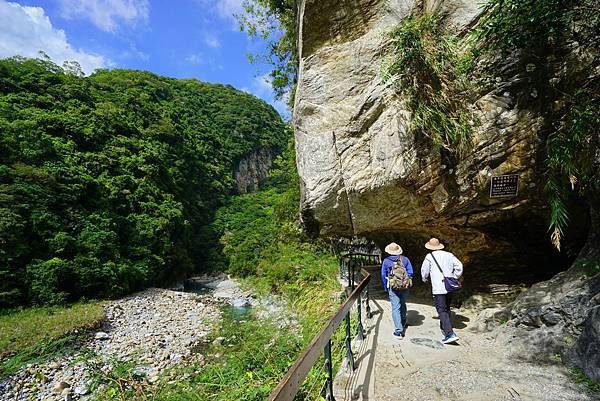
0, 274, 251, 401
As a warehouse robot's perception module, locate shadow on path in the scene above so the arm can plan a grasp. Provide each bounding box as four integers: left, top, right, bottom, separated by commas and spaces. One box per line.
333, 298, 384, 401
406, 309, 425, 327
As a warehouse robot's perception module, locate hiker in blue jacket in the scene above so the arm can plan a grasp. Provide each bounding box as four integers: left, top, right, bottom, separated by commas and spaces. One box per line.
381, 242, 413, 338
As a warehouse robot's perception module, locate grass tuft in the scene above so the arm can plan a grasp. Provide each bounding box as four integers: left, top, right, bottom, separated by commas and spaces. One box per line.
383, 11, 476, 154
569, 368, 600, 393
0, 301, 104, 377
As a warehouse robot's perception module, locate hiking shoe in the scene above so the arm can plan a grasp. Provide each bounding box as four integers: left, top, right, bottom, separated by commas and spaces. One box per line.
393, 329, 405, 339
442, 332, 459, 344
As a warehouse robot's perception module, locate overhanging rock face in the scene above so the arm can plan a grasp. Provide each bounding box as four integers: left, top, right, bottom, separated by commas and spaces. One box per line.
294, 0, 550, 262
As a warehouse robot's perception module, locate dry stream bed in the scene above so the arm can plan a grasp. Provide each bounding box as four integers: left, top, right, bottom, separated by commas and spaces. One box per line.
0, 273, 278, 401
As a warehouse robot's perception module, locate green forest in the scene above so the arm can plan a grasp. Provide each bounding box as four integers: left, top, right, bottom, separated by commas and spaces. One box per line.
0, 57, 287, 308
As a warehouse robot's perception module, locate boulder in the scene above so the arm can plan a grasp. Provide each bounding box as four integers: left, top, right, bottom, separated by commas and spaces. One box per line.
231, 298, 251, 308
493, 263, 600, 357
492, 204, 600, 377
565, 306, 600, 382
295, 0, 537, 237
73, 384, 89, 396
52, 381, 70, 393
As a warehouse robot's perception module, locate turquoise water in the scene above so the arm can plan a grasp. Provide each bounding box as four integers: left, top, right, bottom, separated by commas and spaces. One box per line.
224, 304, 253, 321
183, 281, 211, 295
183, 283, 253, 321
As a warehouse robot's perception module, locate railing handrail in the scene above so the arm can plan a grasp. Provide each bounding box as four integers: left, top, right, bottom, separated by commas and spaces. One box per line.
267, 267, 371, 401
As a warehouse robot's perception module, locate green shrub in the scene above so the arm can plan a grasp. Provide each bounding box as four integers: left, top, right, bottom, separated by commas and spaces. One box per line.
26, 258, 72, 305
383, 11, 476, 153
569, 368, 600, 393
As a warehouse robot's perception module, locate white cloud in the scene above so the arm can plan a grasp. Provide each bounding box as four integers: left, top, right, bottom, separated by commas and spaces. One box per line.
59, 0, 149, 32
122, 43, 149, 61
197, 0, 243, 28
185, 53, 203, 65
0, 1, 109, 75
256, 74, 272, 92
204, 34, 221, 49
215, 0, 243, 22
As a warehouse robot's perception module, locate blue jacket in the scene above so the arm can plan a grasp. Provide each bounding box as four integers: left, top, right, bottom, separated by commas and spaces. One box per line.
381, 255, 413, 292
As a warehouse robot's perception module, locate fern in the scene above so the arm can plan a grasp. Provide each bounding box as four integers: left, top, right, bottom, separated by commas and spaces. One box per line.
383, 12, 475, 153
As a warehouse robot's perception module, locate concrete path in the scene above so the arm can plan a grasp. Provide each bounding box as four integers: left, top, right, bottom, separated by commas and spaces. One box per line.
333, 278, 595, 401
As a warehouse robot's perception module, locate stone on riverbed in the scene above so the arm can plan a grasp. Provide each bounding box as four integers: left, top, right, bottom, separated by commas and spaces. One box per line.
95, 332, 110, 340
52, 381, 70, 393
0, 287, 222, 401
73, 384, 89, 395
212, 280, 240, 299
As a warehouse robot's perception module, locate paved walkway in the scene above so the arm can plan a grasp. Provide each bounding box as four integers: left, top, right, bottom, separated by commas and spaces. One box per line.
332, 273, 595, 401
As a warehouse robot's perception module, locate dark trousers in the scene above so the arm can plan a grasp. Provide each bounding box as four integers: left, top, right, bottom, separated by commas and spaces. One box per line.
433, 293, 454, 336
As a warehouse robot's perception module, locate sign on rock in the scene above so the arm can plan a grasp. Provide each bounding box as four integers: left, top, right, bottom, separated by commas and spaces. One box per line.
490, 174, 519, 197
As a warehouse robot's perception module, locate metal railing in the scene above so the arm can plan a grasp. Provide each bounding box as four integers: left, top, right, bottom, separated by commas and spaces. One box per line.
267, 252, 380, 401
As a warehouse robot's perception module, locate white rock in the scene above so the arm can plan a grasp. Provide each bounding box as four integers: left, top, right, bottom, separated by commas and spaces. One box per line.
231, 298, 250, 307
73, 385, 89, 395
95, 332, 110, 340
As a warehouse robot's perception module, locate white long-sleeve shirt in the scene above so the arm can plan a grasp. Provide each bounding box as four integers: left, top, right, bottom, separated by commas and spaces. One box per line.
421, 250, 463, 295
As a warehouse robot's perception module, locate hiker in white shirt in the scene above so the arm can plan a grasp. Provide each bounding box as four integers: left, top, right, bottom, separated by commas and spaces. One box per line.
421, 238, 463, 344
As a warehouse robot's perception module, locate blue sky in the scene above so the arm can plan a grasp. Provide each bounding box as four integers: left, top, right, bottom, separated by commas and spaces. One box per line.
0, 0, 289, 117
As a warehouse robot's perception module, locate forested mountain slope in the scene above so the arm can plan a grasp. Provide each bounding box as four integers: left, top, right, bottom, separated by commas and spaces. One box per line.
0, 57, 286, 307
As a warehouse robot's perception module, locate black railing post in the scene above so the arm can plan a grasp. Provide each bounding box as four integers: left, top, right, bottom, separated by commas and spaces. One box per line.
345, 311, 355, 371
348, 260, 353, 289
267, 259, 372, 401
365, 283, 372, 319
324, 340, 336, 401
356, 292, 364, 340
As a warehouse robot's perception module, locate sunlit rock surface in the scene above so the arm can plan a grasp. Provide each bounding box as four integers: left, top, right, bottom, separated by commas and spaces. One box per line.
295, 0, 538, 240
293, 0, 592, 275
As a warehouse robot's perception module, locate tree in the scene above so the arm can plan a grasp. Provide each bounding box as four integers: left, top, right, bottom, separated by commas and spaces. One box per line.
239, 0, 298, 105
0, 57, 287, 307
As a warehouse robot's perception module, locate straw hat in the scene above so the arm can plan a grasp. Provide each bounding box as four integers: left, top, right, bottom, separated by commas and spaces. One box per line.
425, 238, 445, 250
384, 242, 403, 255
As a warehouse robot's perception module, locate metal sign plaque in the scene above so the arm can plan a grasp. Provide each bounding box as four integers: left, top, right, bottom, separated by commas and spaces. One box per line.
490, 174, 519, 197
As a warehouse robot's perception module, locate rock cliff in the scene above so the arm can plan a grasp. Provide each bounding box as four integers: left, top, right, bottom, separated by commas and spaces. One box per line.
293, 0, 590, 281
233, 148, 274, 193
294, 0, 599, 380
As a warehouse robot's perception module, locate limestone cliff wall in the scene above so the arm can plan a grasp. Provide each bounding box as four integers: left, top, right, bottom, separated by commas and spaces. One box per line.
294, 0, 599, 378
296, 0, 536, 234
293, 0, 587, 273
233, 148, 273, 193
